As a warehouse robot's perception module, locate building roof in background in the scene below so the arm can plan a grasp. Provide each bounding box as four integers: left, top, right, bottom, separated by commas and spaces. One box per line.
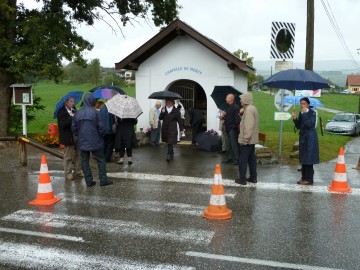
115, 19, 255, 73
346, 75, 360, 86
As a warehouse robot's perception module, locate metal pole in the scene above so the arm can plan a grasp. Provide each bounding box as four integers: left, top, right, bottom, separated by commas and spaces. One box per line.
305, 0, 314, 70
278, 89, 284, 157
22, 104, 27, 137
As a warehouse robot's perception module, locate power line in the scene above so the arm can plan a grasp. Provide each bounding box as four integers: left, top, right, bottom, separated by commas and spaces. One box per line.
320, 0, 360, 71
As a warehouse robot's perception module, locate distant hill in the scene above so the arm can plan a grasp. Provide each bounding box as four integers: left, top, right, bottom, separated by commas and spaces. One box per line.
254, 59, 360, 87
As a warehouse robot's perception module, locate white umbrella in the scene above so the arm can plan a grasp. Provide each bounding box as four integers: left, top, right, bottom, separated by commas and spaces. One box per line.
105, 94, 143, 119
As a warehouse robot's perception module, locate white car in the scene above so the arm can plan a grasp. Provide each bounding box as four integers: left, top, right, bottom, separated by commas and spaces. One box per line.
325, 113, 360, 136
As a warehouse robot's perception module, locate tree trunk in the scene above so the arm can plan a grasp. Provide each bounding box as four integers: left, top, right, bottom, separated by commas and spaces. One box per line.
0, 69, 14, 136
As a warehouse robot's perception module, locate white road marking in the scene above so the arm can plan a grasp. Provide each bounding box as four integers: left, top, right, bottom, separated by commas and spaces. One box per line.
1, 210, 214, 245
185, 251, 343, 270
58, 193, 205, 216
108, 172, 360, 195
0, 241, 195, 270
0, 227, 86, 242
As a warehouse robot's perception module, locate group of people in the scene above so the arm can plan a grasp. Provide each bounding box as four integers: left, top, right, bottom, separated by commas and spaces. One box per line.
57, 90, 319, 188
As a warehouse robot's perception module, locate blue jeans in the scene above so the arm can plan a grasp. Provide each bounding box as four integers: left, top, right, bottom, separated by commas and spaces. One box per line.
81, 149, 109, 185
238, 144, 257, 181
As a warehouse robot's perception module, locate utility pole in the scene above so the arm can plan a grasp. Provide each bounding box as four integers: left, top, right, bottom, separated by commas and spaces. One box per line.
305, 0, 314, 70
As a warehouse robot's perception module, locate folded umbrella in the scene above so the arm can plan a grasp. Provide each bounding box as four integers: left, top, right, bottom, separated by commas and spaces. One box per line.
148, 90, 182, 100
53, 91, 83, 119
196, 132, 222, 152
211, 86, 242, 111
105, 94, 143, 119
262, 69, 330, 90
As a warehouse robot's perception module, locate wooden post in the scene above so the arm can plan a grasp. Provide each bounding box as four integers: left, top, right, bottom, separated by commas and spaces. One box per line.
305, 0, 314, 71
19, 139, 27, 166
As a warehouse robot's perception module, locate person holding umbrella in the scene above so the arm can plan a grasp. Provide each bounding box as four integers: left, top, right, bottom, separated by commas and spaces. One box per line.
159, 99, 184, 161
114, 118, 138, 165
56, 92, 84, 181
292, 97, 319, 185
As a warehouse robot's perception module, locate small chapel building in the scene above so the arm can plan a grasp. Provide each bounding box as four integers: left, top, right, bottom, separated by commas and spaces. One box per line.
115, 19, 254, 131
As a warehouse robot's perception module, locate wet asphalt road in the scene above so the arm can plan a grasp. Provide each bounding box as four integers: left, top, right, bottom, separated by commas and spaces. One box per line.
0, 137, 359, 270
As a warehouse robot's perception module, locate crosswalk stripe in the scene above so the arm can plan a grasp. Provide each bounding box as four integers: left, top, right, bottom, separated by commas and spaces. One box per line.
0, 241, 195, 270
59, 193, 205, 216
185, 251, 342, 270
1, 210, 214, 245
0, 227, 86, 242
107, 172, 360, 195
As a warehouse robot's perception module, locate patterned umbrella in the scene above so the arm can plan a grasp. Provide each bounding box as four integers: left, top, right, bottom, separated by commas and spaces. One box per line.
105, 94, 143, 119
53, 91, 83, 119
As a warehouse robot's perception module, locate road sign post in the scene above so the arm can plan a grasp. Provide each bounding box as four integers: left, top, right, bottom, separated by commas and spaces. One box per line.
11, 84, 33, 137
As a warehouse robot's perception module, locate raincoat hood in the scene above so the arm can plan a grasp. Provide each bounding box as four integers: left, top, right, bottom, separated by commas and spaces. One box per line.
83, 93, 96, 107
240, 93, 253, 106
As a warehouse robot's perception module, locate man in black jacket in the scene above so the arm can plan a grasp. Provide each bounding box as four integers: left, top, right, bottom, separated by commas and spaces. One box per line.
188, 107, 204, 145
223, 94, 240, 165
57, 96, 83, 180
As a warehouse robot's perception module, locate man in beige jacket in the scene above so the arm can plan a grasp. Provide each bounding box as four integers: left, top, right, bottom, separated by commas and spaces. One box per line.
237, 92, 259, 185
149, 100, 162, 146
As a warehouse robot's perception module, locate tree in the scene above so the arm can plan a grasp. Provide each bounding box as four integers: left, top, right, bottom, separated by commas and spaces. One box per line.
0, 0, 179, 136
89, 59, 101, 86
233, 49, 256, 88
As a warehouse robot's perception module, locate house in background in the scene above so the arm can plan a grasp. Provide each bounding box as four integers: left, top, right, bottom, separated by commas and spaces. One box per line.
345, 75, 360, 94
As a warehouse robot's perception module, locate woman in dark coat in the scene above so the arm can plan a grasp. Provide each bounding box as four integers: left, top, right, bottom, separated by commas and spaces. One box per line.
159, 99, 184, 161
114, 118, 138, 165
292, 97, 319, 185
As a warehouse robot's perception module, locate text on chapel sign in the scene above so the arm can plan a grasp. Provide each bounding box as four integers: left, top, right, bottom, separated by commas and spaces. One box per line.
165, 66, 203, 76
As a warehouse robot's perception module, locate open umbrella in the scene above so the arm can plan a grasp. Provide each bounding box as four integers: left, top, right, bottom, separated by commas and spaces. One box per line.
148, 90, 182, 100
211, 86, 242, 111
53, 91, 83, 119
196, 132, 222, 152
262, 69, 330, 90
93, 89, 121, 99
89, 85, 126, 95
282, 96, 324, 107
105, 94, 143, 119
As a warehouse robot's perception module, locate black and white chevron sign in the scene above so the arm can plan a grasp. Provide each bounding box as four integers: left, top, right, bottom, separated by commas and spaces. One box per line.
270, 21, 296, 59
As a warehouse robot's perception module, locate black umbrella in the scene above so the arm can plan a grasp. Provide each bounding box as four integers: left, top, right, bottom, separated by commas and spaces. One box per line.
196, 132, 222, 152
262, 69, 330, 90
211, 86, 242, 111
148, 90, 182, 100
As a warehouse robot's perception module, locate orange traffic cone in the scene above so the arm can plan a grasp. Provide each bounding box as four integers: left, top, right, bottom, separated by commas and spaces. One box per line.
328, 148, 352, 193
203, 164, 232, 220
29, 155, 62, 205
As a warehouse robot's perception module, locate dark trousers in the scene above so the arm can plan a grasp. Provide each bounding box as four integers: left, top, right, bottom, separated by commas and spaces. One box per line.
192, 121, 203, 144
226, 129, 239, 163
167, 144, 174, 155
151, 121, 161, 145
302, 164, 314, 183
238, 144, 257, 181
119, 147, 132, 158
103, 134, 115, 161
81, 149, 108, 185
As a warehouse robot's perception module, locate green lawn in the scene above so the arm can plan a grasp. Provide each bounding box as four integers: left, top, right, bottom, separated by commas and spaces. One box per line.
252, 91, 352, 163
27, 81, 353, 164
28, 80, 135, 133
319, 93, 359, 112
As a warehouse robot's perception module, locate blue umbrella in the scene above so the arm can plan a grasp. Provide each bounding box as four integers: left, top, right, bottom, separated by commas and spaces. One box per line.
53, 91, 83, 118
282, 96, 324, 107
89, 85, 126, 95
262, 69, 330, 90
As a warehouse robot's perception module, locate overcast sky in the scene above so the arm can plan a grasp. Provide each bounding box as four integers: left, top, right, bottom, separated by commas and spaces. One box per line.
23, 0, 360, 69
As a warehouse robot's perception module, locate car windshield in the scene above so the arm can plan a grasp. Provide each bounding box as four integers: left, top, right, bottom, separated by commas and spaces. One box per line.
332, 115, 355, 122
